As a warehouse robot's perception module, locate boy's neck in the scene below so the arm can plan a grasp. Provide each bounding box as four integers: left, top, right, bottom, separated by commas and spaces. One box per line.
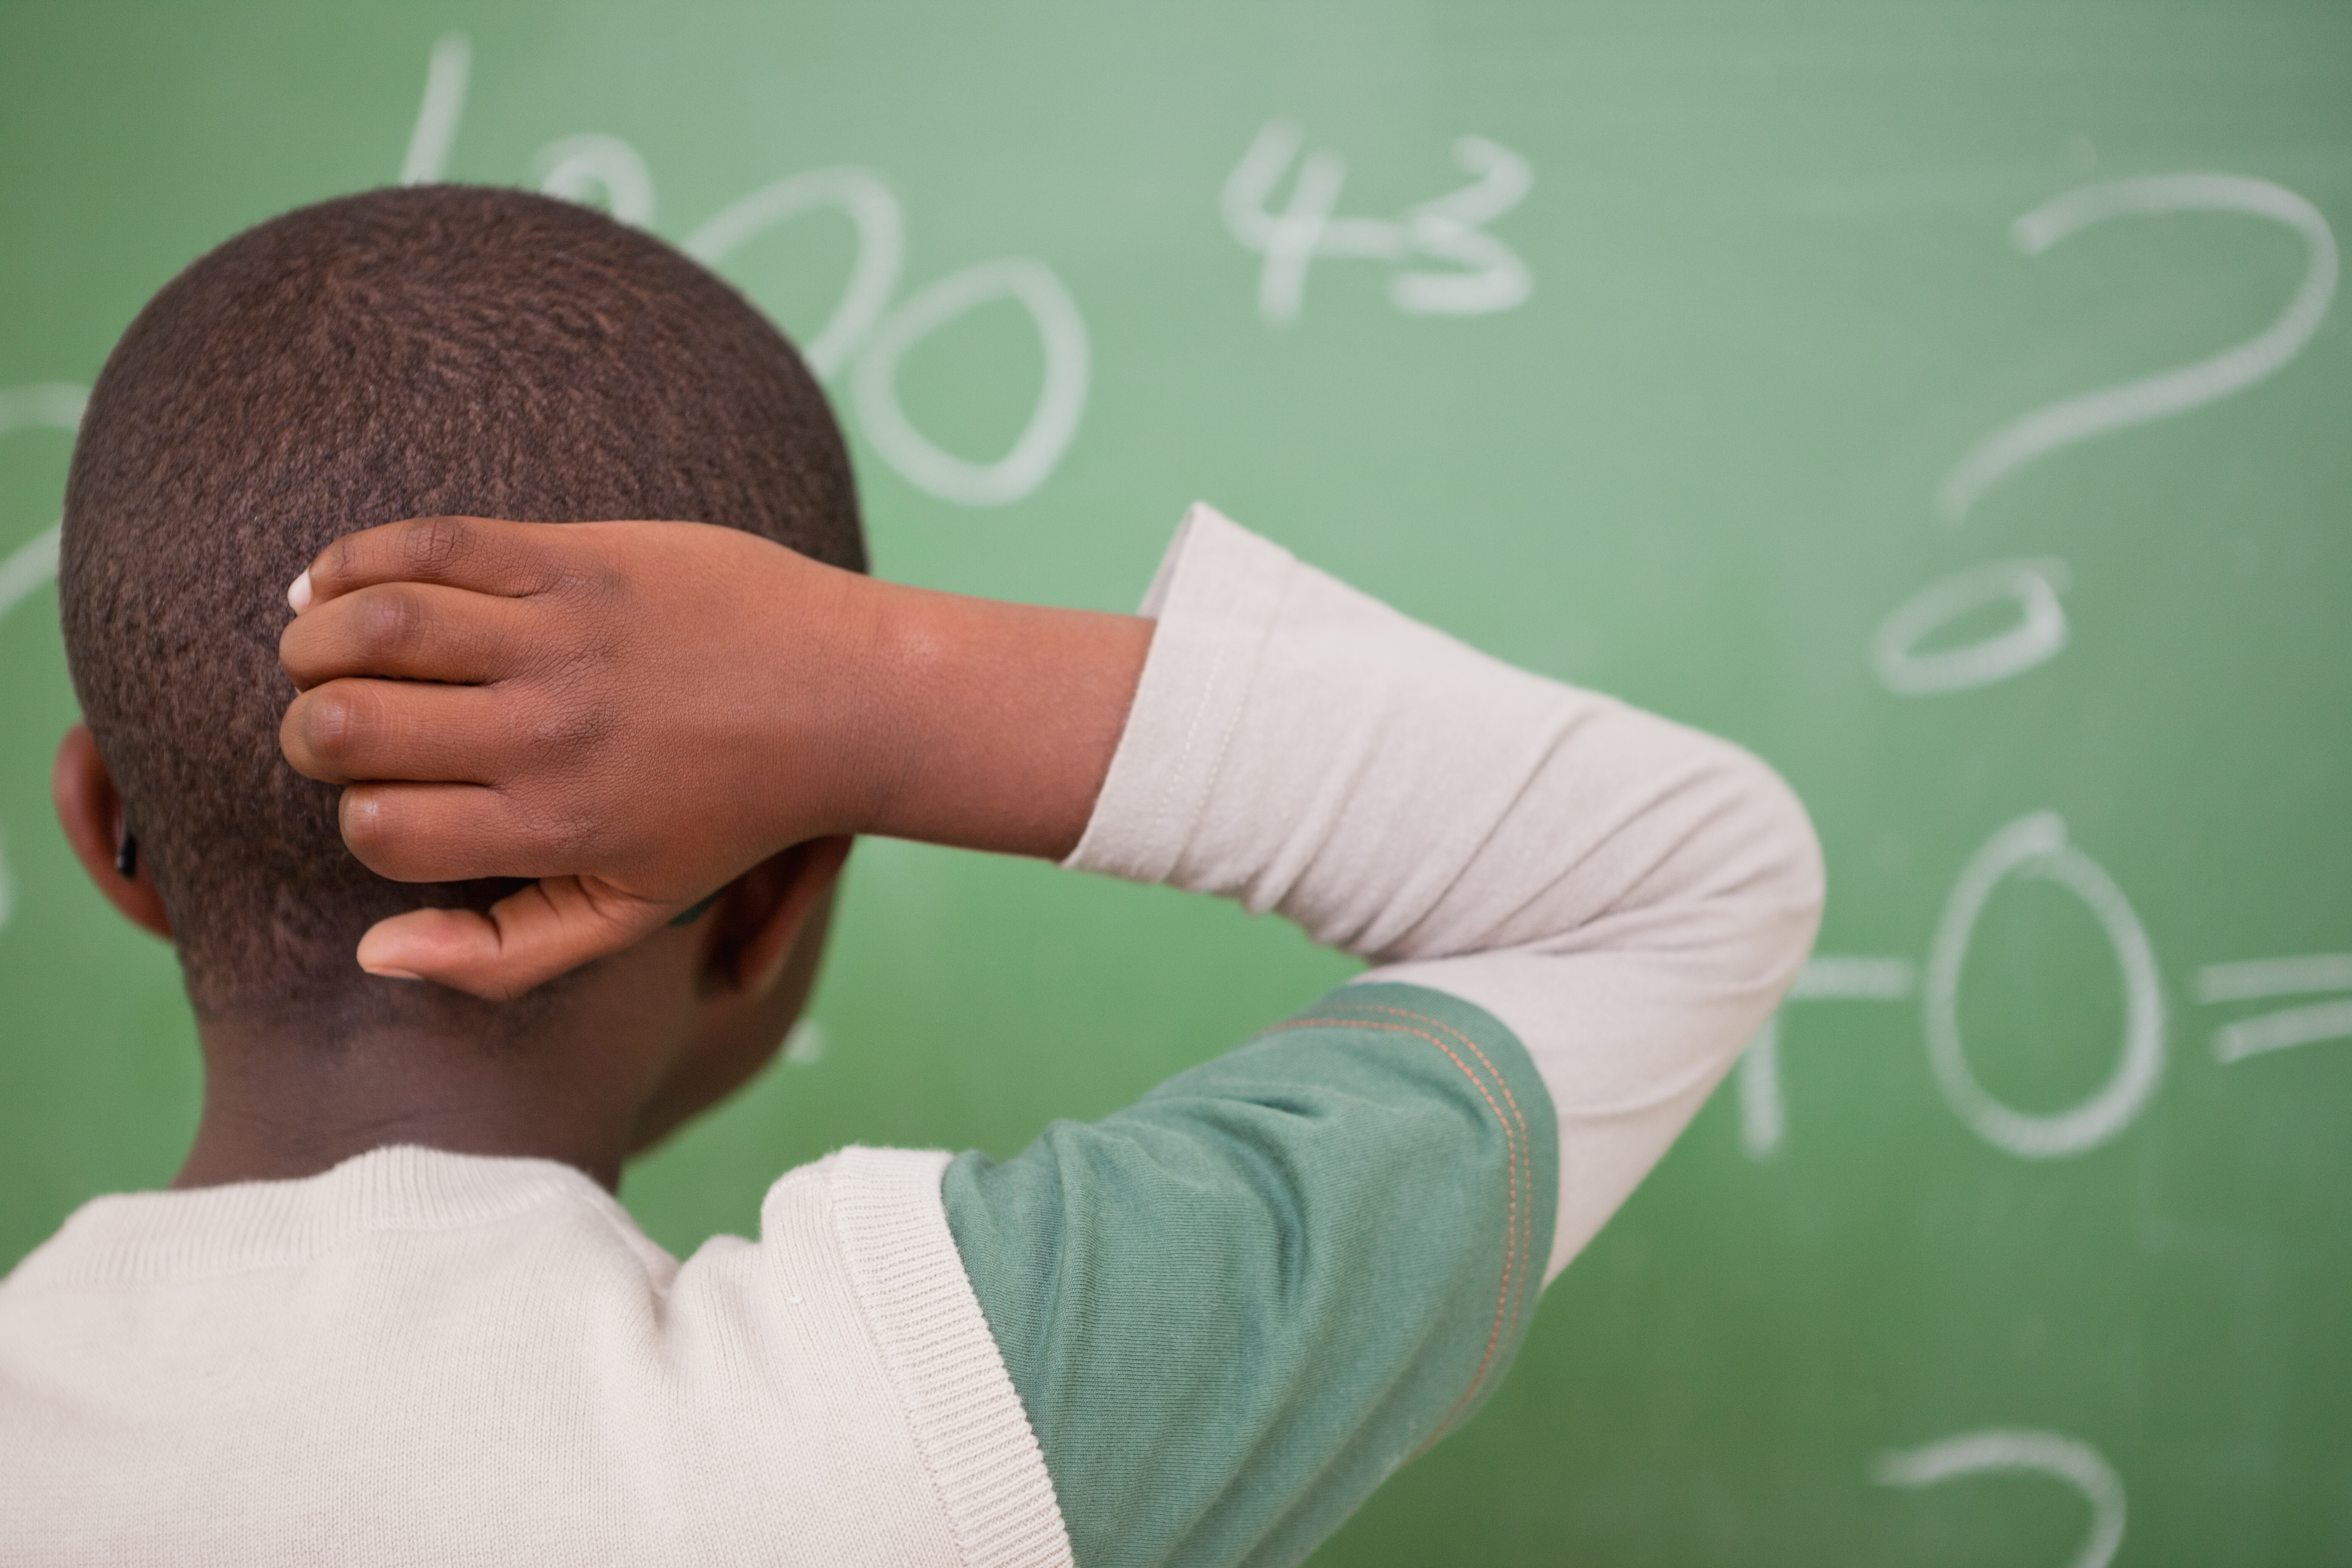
175, 1009, 661, 1194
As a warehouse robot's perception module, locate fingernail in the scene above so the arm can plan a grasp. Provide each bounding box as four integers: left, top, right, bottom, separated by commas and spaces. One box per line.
287, 570, 312, 613
364, 966, 425, 982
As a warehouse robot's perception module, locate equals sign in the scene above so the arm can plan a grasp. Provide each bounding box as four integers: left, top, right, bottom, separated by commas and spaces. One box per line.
2193, 954, 2352, 1063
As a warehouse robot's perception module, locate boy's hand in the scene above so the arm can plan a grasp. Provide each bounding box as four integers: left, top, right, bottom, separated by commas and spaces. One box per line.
280, 516, 875, 998
280, 516, 1149, 1000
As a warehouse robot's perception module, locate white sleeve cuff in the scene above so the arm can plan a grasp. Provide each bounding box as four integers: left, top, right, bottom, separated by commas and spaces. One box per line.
1060, 503, 1295, 885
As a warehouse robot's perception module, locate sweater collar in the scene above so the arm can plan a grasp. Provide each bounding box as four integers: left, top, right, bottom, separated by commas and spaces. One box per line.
4, 1143, 667, 1291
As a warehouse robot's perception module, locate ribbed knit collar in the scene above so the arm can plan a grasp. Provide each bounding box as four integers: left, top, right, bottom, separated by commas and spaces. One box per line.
3, 1144, 668, 1292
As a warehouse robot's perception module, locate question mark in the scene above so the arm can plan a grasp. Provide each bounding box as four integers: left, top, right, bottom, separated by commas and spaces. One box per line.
1939, 173, 2337, 523
1874, 173, 2338, 696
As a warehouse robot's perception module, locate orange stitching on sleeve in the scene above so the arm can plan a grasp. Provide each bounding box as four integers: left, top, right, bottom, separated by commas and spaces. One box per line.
1344, 1006, 1529, 1144
1318, 1002, 1541, 1349
1300, 1003, 1536, 1310
1261, 1016, 1523, 1449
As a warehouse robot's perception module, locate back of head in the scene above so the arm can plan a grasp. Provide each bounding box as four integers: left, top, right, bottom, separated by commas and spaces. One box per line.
61, 186, 864, 1028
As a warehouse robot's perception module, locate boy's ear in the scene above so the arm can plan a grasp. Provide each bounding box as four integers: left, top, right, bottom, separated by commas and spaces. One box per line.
699, 835, 853, 997
52, 723, 171, 940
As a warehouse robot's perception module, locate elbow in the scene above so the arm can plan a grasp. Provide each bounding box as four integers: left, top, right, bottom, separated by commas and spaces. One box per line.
1700, 741, 1827, 997
1746, 747, 1826, 923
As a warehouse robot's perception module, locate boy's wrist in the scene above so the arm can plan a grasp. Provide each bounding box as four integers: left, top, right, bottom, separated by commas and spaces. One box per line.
732, 549, 921, 850
820, 571, 941, 846
830, 574, 1153, 860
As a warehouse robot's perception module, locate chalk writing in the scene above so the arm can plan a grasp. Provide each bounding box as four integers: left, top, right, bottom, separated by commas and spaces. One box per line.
0, 384, 84, 623
1925, 812, 2164, 1158
0, 528, 59, 628
2209, 1001, 2352, 1063
1938, 174, 2338, 523
1738, 956, 1917, 1159
1879, 174, 2335, 699
0, 383, 85, 939
783, 1019, 828, 1067
851, 258, 1091, 507
1874, 1428, 2125, 1568
0, 384, 87, 438
399, 41, 1086, 505
2196, 954, 2352, 1063
533, 134, 655, 227
1221, 120, 1532, 327
2195, 953, 2352, 1001
398, 33, 469, 186
683, 169, 905, 380
1871, 558, 2070, 696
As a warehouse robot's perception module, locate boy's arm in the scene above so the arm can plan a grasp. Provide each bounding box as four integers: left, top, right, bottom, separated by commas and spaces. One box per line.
1065, 505, 1825, 1277
940, 505, 1820, 1564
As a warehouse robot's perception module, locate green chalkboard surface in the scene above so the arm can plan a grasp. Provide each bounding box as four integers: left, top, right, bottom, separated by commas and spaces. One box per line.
3, 3, 2347, 1562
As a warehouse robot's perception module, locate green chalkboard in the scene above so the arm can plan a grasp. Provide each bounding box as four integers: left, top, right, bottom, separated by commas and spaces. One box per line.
3, 3, 2348, 1562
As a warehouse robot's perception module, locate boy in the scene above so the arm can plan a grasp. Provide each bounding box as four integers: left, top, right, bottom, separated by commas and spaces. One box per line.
3, 187, 1821, 1565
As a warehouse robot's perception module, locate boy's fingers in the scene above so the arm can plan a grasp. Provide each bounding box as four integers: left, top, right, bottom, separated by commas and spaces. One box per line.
280, 581, 542, 689
335, 781, 579, 884
354, 879, 680, 1001
294, 516, 578, 611
282, 679, 552, 786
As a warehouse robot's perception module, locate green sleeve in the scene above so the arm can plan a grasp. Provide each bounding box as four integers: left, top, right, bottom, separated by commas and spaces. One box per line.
941, 982, 1558, 1568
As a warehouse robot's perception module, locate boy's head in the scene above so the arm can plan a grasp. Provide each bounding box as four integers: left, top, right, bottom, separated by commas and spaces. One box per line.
55, 186, 863, 1158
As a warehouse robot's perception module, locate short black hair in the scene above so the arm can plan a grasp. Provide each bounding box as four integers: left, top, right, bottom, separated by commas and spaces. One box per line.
61, 185, 864, 1025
